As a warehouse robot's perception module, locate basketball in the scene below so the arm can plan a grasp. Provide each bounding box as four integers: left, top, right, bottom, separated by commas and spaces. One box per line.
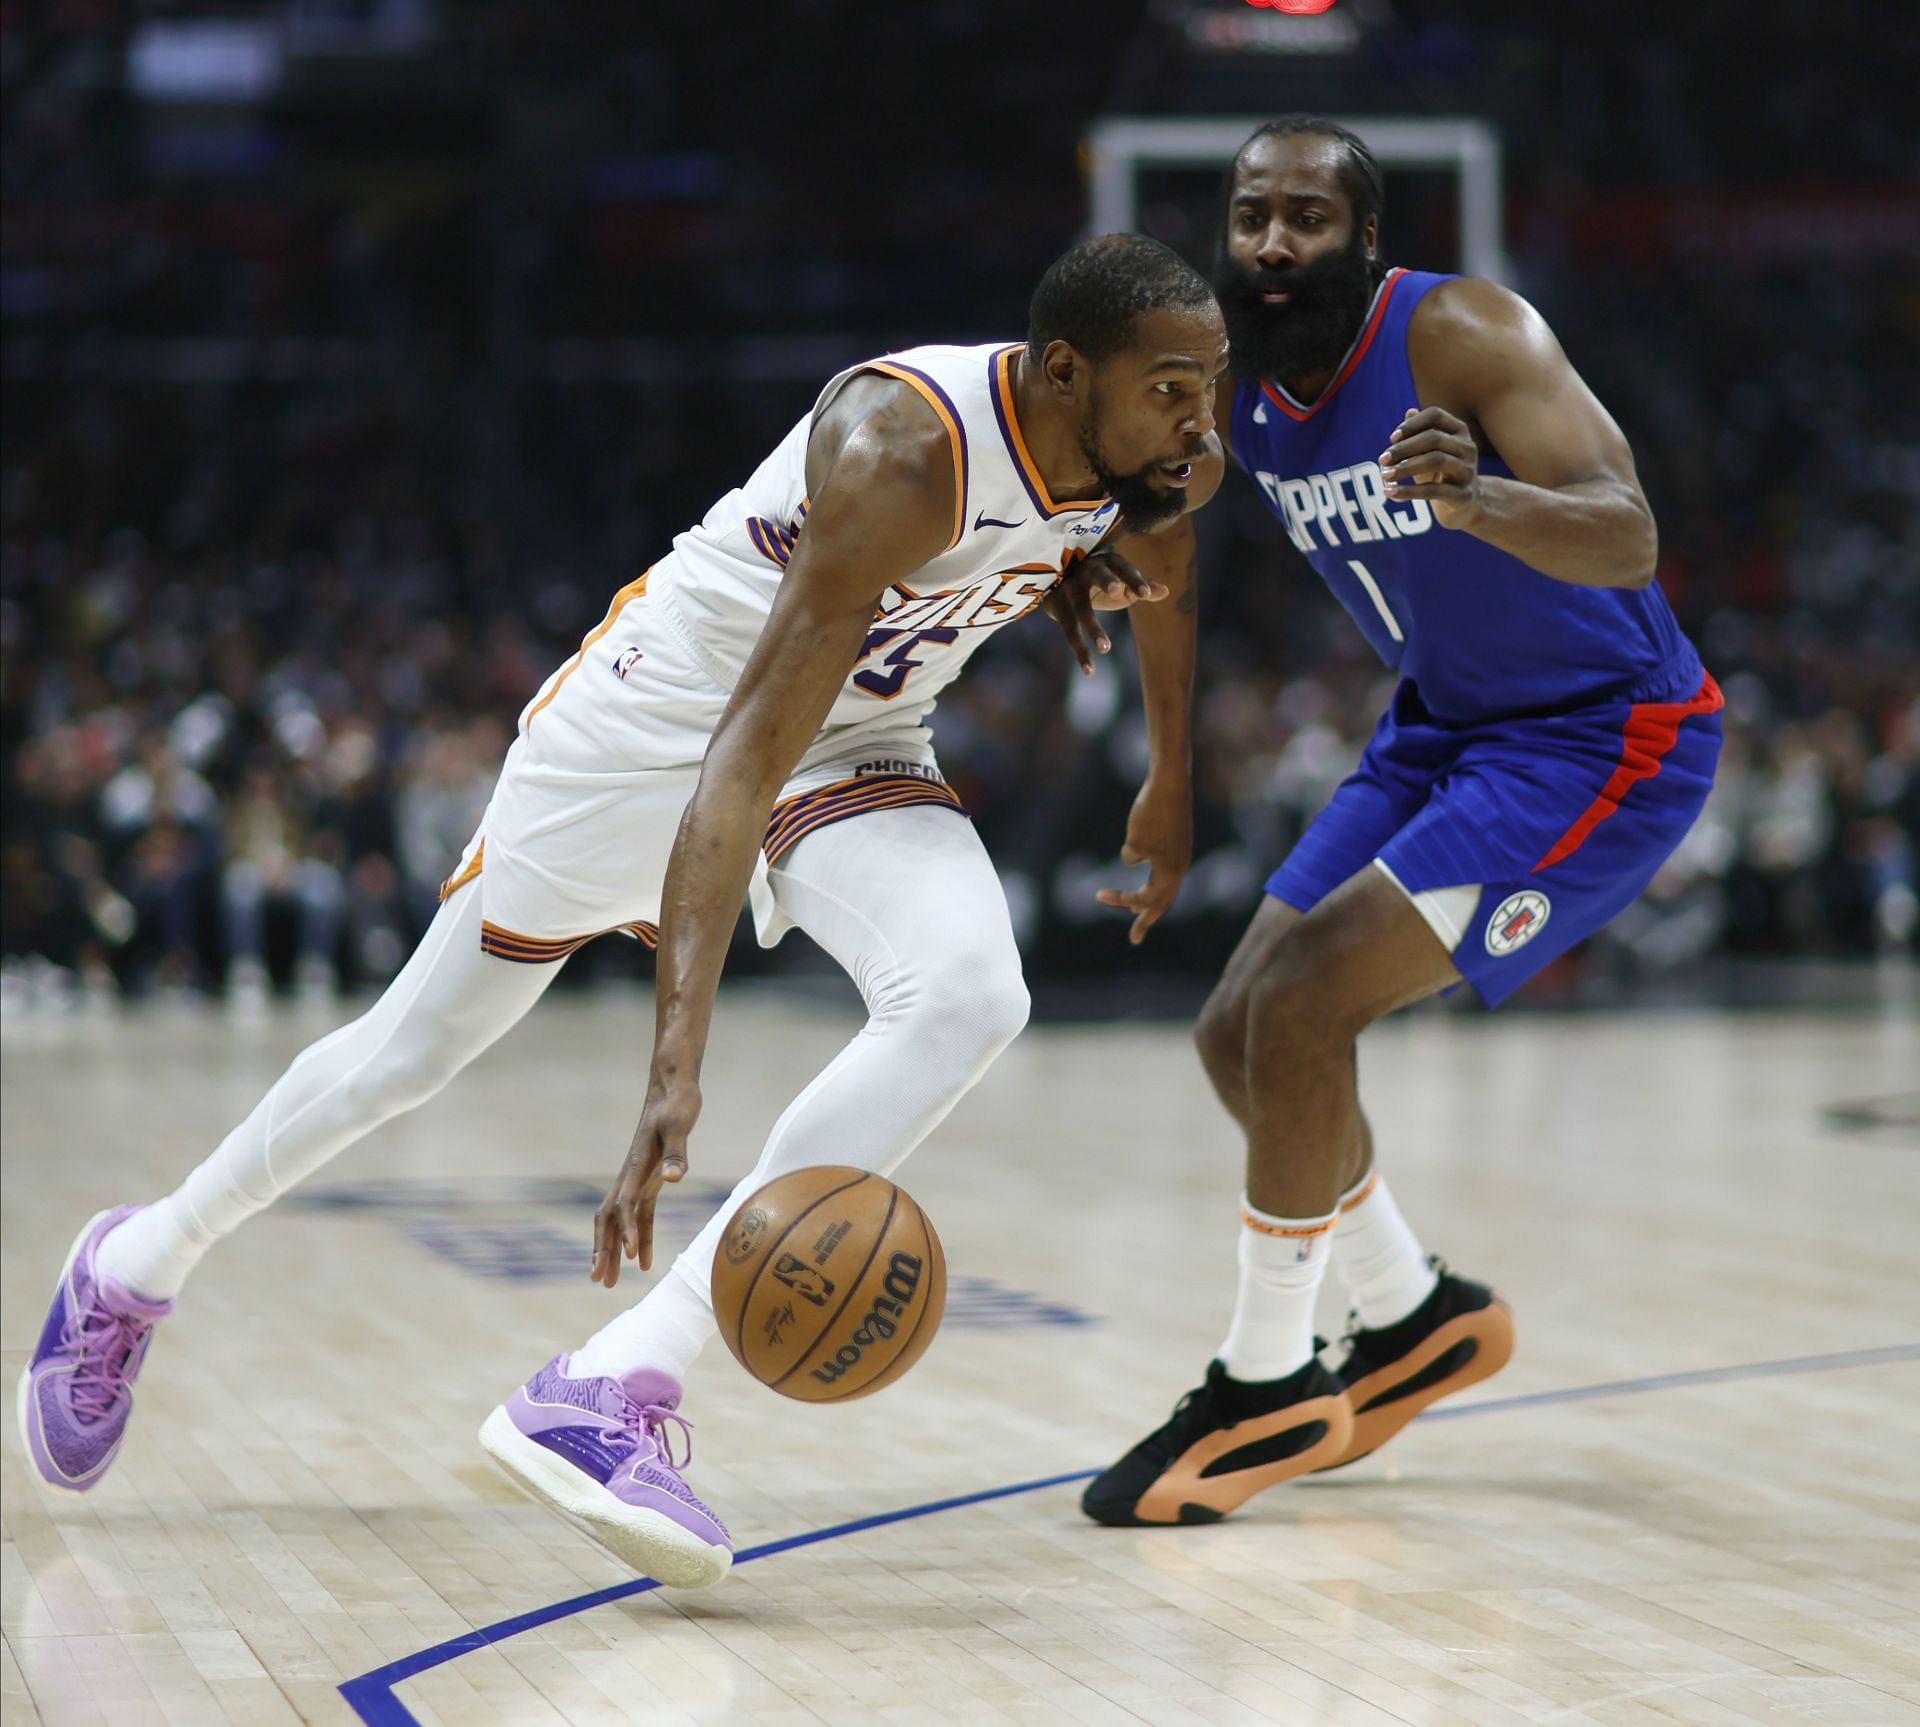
711, 1167, 947, 1402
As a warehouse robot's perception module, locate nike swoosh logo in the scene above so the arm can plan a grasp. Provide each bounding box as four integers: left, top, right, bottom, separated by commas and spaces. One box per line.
973, 512, 1026, 532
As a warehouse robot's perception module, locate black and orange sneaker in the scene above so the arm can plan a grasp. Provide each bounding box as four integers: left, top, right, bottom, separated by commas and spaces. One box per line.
1081, 1357, 1354, 1526
1317, 1262, 1515, 1472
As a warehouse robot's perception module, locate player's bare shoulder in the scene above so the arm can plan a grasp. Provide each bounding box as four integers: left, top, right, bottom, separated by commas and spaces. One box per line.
1407, 276, 1563, 400
804, 372, 957, 519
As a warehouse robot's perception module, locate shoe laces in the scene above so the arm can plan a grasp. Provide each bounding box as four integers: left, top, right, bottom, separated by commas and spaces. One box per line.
63, 1304, 151, 1425
607, 1398, 695, 1472
1159, 1362, 1234, 1444
1334, 1254, 1450, 1359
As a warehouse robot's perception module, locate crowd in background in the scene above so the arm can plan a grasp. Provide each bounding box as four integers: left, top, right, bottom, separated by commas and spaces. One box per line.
4, 4, 1915, 1006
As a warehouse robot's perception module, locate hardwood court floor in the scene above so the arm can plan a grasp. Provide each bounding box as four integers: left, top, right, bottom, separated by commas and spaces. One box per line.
4, 986, 1917, 1727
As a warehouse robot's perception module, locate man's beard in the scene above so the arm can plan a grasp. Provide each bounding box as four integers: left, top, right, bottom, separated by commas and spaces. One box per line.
1213, 231, 1377, 394
1078, 422, 1193, 536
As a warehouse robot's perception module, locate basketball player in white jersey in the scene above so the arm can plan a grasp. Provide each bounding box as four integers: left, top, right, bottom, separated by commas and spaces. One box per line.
23, 235, 1229, 1589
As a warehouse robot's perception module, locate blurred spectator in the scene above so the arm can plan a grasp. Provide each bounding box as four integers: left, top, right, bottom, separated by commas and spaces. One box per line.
2, 9, 1914, 1002
222, 758, 343, 996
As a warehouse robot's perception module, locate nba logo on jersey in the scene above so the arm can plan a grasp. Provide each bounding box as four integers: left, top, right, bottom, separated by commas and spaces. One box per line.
611, 645, 645, 681
1485, 891, 1551, 957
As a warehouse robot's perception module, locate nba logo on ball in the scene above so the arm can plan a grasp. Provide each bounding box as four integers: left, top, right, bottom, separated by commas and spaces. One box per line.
1485, 890, 1550, 957
1243, 0, 1340, 12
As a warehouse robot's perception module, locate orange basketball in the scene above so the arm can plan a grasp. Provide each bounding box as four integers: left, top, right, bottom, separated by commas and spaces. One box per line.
710, 1166, 947, 1402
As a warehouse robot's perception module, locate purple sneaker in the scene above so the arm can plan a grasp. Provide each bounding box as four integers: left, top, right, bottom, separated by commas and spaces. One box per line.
17, 1206, 173, 1493
479, 1354, 732, 1588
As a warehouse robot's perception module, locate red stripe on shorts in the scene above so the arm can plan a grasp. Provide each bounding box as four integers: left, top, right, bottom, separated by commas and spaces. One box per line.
1532, 671, 1724, 874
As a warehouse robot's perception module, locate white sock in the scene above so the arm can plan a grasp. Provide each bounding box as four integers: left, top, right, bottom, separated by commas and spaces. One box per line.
1333, 1170, 1438, 1328
569, 1260, 715, 1384
1217, 1196, 1335, 1382
92, 1194, 218, 1303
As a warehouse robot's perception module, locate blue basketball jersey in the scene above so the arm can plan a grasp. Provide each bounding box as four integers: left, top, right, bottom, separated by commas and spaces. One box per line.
1230, 268, 1701, 723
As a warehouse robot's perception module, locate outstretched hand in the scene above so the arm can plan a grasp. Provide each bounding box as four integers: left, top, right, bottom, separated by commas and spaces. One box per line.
591, 1074, 700, 1287
1095, 774, 1193, 945
1043, 547, 1171, 676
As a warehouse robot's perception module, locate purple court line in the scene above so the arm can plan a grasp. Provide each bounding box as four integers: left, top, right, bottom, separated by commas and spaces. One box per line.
338, 1342, 1919, 1726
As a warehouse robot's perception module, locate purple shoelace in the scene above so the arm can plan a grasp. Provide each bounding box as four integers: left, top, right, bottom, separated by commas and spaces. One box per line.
606, 1399, 695, 1471
63, 1305, 151, 1424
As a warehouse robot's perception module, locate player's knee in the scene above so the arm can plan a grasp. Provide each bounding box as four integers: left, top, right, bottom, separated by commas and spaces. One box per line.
961, 956, 1031, 1055
1193, 981, 1248, 1083
344, 1036, 468, 1118
1243, 941, 1369, 1058
912, 941, 1030, 1060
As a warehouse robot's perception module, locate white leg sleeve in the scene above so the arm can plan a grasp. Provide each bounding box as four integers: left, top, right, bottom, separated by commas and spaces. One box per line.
96, 882, 562, 1300
568, 805, 1029, 1382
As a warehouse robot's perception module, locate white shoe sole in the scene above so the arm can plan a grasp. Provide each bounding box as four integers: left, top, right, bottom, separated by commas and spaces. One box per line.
16, 1208, 119, 1493
478, 1405, 733, 1589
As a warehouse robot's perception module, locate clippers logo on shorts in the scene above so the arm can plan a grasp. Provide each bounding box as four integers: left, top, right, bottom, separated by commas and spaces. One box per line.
771, 1254, 834, 1306
723, 1206, 767, 1265
1485, 890, 1551, 957
610, 645, 645, 681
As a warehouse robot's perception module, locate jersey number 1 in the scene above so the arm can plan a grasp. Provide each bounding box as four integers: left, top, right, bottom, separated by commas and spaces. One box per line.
1346, 559, 1404, 644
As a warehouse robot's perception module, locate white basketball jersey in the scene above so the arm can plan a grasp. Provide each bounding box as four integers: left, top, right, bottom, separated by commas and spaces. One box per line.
650, 342, 1121, 730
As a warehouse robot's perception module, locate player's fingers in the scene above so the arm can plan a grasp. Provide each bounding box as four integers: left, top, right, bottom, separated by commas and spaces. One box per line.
590, 1205, 613, 1283
1380, 430, 1465, 463
1385, 447, 1472, 478
1119, 841, 1144, 865
1072, 581, 1111, 656
1383, 461, 1473, 494
1390, 468, 1474, 495
636, 1194, 657, 1272
596, 1200, 629, 1287
1095, 886, 1145, 910
1092, 548, 1150, 594
1044, 592, 1097, 675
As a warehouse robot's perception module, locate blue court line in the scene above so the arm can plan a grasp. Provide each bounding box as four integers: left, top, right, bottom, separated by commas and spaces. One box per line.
338, 1342, 1919, 1726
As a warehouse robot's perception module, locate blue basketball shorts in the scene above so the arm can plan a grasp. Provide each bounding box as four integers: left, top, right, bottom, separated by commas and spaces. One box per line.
1265, 670, 1725, 1006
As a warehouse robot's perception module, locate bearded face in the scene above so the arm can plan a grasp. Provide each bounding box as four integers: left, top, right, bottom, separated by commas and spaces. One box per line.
1212, 223, 1378, 393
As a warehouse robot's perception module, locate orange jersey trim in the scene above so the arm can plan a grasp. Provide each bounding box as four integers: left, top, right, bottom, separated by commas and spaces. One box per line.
439, 840, 486, 904
480, 918, 659, 965
864, 362, 968, 551
523, 568, 651, 732
991, 346, 1110, 519
764, 774, 969, 867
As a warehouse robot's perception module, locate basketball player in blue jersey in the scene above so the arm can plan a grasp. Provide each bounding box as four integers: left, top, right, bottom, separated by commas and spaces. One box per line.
1084, 120, 1724, 1526
22, 236, 1229, 1587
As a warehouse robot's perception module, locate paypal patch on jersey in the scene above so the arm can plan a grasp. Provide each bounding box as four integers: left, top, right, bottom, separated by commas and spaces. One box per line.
1065, 501, 1122, 545
1232, 269, 1701, 724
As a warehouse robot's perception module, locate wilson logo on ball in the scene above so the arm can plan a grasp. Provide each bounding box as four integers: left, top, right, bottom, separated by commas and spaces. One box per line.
809, 1252, 923, 1386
